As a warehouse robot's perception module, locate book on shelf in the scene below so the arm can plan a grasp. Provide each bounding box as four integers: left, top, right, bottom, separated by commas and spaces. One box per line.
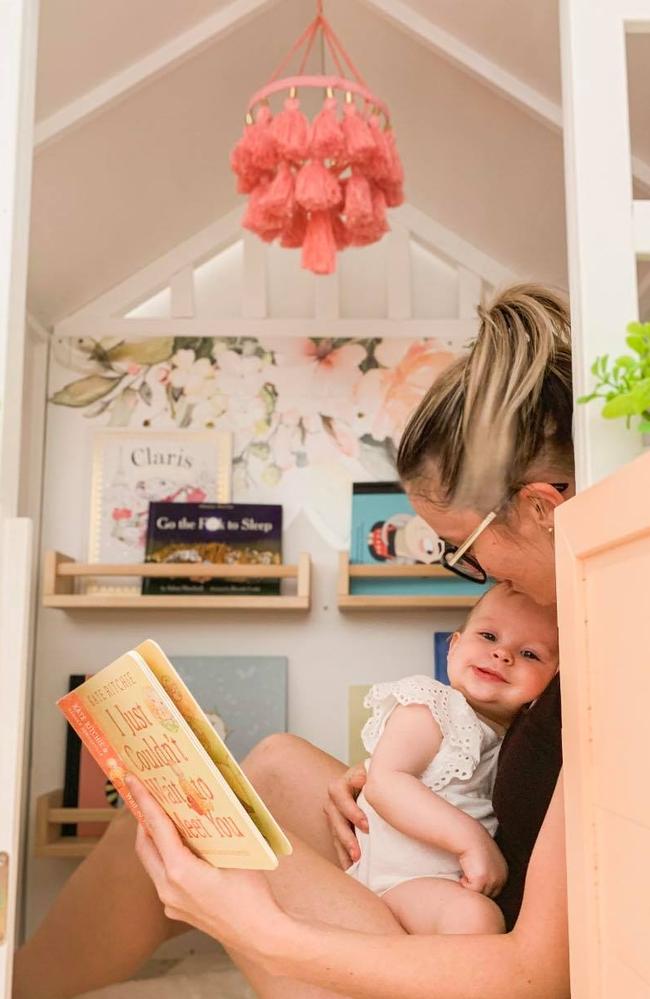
57, 640, 293, 869
62, 675, 123, 838
433, 632, 452, 685
142, 502, 282, 595
87, 430, 232, 595
349, 482, 489, 597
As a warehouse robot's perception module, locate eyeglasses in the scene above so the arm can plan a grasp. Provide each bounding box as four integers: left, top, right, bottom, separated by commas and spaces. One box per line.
441, 483, 569, 585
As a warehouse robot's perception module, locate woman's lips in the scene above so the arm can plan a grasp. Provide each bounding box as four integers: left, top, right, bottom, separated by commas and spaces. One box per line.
471, 665, 507, 683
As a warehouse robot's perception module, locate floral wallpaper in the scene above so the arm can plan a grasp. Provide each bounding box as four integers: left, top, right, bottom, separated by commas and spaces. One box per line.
50, 335, 455, 546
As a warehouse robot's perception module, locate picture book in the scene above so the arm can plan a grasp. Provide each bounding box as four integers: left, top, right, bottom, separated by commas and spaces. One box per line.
170, 656, 287, 761
142, 502, 282, 595
57, 640, 293, 869
88, 430, 232, 594
350, 482, 489, 597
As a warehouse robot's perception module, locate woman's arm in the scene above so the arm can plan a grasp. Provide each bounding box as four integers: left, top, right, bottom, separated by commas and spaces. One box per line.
264, 774, 569, 999
365, 705, 507, 894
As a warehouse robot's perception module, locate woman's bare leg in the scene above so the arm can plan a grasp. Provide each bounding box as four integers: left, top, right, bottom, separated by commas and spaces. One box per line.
13, 735, 355, 998
12, 808, 187, 999
226, 736, 405, 999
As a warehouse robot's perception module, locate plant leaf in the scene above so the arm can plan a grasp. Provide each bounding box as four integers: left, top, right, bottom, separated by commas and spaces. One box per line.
602, 392, 640, 419
51, 374, 122, 408
631, 378, 650, 411
106, 338, 174, 366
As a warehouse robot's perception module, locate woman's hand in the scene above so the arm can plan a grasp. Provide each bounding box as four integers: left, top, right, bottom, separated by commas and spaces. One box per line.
125, 775, 291, 963
458, 831, 508, 897
323, 762, 369, 868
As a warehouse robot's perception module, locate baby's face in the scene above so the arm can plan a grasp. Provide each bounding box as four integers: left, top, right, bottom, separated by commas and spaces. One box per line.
447, 584, 559, 726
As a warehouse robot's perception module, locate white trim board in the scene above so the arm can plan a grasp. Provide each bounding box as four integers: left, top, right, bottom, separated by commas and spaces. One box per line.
53, 315, 478, 348
33, 0, 282, 151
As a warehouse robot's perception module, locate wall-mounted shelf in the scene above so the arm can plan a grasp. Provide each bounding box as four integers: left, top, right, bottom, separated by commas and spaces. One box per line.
337, 552, 482, 610
35, 789, 118, 858
42, 551, 311, 611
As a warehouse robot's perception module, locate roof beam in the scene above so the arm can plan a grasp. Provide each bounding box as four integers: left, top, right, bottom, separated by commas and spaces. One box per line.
34, 0, 281, 151
361, 0, 650, 192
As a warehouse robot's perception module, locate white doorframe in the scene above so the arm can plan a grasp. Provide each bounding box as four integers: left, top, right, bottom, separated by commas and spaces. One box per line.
0, 1, 40, 995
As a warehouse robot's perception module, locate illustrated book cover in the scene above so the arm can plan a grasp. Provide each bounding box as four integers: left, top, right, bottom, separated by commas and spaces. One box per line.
87, 430, 232, 593
350, 482, 489, 597
142, 502, 282, 595
57, 640, 292, 869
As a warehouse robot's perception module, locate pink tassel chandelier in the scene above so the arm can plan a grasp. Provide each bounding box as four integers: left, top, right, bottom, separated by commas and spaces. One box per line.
230, 0, 405, 276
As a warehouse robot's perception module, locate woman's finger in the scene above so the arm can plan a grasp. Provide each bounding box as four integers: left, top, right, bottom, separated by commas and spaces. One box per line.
323, 802, 361, 861
126, 774, 184, 864
134, 823, 167, 887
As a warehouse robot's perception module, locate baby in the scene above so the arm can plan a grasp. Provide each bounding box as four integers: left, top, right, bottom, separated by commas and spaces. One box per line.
347, 582, 559, 935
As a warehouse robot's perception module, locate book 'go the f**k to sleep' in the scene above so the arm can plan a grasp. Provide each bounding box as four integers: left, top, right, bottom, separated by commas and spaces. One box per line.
56, 639, 292, 870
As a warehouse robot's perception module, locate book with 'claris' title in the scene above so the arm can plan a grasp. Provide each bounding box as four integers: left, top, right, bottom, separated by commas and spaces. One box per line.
56, 640, 292, 869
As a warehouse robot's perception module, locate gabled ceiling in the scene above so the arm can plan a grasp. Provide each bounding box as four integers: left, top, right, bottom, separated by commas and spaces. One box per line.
27, 0, 650, 325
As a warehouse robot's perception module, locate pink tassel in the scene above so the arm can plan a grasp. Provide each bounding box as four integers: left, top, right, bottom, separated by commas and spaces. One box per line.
366, 114, 392, 182
280, 207, 308, 248
271, 96, 310, 163
310, 97, 344, 161
380, 127, 405, 205
302, 210, 337, 274
331, 212, 350, 251
259, 160, 295, 223
242, 179, 282, 241
295, 160, 342, 212
341, 102, 376, 164
248, 105, 278, 172
344, 173, 373, 229
348, 186, 389, 246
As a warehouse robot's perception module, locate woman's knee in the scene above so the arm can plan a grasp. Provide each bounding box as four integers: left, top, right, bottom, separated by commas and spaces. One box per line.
242, 733, 313, 787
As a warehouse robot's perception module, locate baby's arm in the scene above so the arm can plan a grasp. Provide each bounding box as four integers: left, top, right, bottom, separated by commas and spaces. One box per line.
364, 704, 507, 896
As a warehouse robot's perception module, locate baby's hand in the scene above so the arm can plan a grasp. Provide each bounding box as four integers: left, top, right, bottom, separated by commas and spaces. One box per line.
458, 833, 508, 898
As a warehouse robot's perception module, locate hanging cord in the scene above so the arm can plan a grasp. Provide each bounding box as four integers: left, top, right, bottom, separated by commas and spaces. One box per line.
266, 1, 368, 88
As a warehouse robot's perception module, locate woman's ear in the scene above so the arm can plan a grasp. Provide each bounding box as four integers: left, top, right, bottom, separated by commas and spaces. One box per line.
519, 482, 565, 532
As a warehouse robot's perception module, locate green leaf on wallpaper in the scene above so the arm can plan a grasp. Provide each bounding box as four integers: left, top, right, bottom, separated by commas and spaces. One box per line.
51, 374, 123, 407
105, 338, 174, 366
108, 387, 139, 426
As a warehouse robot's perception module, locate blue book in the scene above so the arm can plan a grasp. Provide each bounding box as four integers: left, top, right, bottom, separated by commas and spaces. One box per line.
434, 632, 452, 685
349, 482, 489, 597
143, 502, 282, 595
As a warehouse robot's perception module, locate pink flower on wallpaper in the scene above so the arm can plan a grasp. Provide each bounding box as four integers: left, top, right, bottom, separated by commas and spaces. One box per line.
112, 507, 132, 521
270, 338, 366, 402
355, 340, 455, 445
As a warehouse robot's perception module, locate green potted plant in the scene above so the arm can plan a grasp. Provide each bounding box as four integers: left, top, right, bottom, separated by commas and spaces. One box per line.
578, 321, 650, 445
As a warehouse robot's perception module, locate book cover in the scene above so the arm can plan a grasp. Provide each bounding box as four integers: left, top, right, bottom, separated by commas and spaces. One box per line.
434, 632, 452, 685
57, 641, 292, 869
88, 430, 232, 594
142, 502, 282, 596
349, 482, 489, 597
170, 656, 287, 761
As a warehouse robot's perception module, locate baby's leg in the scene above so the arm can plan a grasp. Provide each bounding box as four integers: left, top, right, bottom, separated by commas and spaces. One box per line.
382, 877, 505, 935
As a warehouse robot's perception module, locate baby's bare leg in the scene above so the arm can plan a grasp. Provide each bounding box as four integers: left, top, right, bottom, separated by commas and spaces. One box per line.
382, 877, 505, 935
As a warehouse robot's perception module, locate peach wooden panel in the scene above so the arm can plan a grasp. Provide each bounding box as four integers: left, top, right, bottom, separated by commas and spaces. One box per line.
555, 451, 650, 998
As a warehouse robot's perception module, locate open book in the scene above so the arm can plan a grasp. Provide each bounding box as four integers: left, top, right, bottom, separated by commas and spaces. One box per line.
57, 639, 293, 870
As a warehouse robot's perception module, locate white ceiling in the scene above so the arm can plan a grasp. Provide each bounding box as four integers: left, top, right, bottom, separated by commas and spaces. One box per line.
27, 0, 647, 325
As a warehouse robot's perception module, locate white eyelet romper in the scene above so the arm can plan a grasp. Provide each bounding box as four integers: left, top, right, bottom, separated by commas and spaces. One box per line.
346, 675, 503, 896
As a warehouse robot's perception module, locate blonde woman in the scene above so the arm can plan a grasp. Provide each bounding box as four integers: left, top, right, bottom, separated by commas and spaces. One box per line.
15, 285, 572, 999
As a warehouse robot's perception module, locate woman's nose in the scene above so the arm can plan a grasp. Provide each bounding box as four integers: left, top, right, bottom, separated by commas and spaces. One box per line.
491, 647, 513, 665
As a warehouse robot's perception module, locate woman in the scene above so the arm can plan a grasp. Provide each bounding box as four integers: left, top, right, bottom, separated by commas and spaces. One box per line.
14, 284, 573, 999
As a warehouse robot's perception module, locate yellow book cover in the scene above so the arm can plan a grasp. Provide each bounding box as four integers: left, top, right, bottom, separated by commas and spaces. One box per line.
57, 641, 292, 870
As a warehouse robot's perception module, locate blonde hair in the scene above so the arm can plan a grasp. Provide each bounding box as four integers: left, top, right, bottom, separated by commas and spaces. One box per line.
397, 283, 574, 513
